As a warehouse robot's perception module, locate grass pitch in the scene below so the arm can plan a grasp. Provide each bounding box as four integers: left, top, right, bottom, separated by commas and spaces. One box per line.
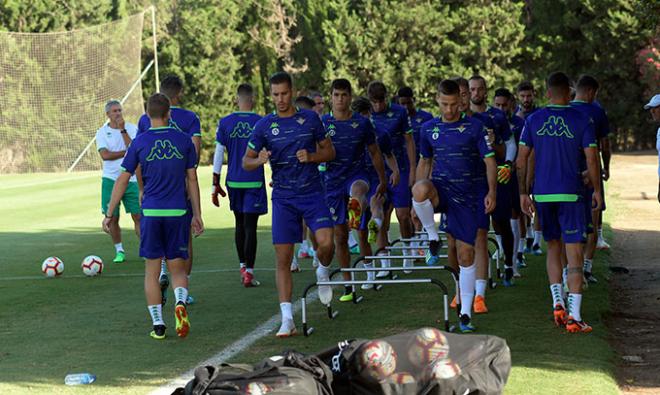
0, 167, 618, 394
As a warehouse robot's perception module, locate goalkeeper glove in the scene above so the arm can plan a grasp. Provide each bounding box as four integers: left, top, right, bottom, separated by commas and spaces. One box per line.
497, 162, 512, 184
211, 173, 226, 207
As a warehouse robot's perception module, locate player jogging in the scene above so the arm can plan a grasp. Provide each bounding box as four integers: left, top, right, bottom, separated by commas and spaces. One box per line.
413, 79, 497, 333
517, 71, 602, 333
243, 72, 336, 338
138, 75, 202, 305
103, 93, 204, 340
213, 83, 266, 288
96, 100, 141, 263
322, 79, 388, 302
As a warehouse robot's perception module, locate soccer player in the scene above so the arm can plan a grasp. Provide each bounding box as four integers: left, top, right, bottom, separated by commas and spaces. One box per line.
138, 75, 202, 305
493, 88, 528, 270
644, 94, 660, 203
368, 81, 417, 275
413, 79, 497, 332
517, 71, 602, 333
397, 86, 434, 158
310, 91, 326, 116
213, 83, 266, 287
322, 79, 388, 301
243, 72, 336, 338
103, 93, 203, 340
571, 75, 612, 282
516, 81, 543, 253
96, 100, 141, 263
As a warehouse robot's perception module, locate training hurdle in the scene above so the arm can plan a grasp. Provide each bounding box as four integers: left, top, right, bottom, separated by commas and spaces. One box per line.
300, 277, 451, 337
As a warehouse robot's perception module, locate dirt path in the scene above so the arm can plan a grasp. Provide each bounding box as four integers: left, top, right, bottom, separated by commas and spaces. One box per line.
607, 152, 660, 394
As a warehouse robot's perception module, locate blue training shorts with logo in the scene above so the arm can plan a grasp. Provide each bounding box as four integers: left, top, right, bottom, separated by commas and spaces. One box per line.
535, 200, 586, 244
326, 172, 370, 226
228, 185, 268, 215
432, 180, 481, 246
387, 168, 411, 208
272, 193, 334, 244
583, 188, 595, 236
140, 215, 190, 260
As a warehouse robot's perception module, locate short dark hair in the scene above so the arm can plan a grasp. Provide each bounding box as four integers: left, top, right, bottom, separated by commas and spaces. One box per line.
330, 78, 352, 95
147, 93, 170, 119
160, 75, 183, 99
237, 83, 253, 96
546, 71, 571, 96
437, 79, 460, 96
269, 71, 293, 88
468, 74, 487, 87
397, 86, 414, 98
452, 77, 469, 90
367, 81, 387, 101
516, 81, 534, 93
351, 96, 371, 113
294, 95, 315, 110
576, 75, 599, 92
494, 87, 513, 100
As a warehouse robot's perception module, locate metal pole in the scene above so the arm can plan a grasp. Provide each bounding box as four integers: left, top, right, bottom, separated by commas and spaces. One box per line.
151, 6, 160, 92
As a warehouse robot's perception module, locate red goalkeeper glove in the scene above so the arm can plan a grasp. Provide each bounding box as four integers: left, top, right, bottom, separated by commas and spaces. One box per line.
211, 173, 226, 207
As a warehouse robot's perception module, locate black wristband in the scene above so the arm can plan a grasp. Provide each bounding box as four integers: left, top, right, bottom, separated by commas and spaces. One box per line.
120, 129, 127, 134
105, 214, 113, 219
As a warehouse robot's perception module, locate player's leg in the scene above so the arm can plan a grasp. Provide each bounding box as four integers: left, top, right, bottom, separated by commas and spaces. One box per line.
131, 214, 141, 238
298, 221, 311, 259
140, 216, 166, 339
357, 228, 375, 289
446, 233, 459, 308
234, 211, 248, 279
348, 179, 369, 229
536, 202, 568, 327
411, 179, 442, 265
326, 187, 352, 298
473, 229, 490, 313
163, 215, 192, 337
334, 223, 353, 301
393, 184, 415, 271
456, 239, 477, 333
183, 212, 195, 304
492, 218, 515, 282
309, 225, 320, 268
376, 204, 393, 278
123, 180, 142, 240
368, 191, 385, 243
102, 178, 125, 263
532, 213, 543, 255
243, 213, 261, 287
583, 190, 598, 283
306, 195, 336, 305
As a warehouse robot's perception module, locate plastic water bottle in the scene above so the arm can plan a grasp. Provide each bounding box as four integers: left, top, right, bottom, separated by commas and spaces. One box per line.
64, 373, 96, 385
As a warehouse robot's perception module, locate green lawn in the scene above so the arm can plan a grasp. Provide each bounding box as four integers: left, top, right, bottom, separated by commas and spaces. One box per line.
0, 168, 619, 394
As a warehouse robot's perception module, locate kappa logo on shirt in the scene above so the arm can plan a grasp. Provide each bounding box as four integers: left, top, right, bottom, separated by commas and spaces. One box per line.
327, 124, 336, 137
146, 140, 184, 161
270, 122, 280, 136
432, 127, 440, 140
537, 116, 574, 138
230, 121, 253, 138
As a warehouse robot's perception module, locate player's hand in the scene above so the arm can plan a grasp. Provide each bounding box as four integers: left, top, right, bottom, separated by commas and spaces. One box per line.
484, 191, 496, 214
520, 194, 535, 216
211, 185, 226, 207
602, 169, 610, 181
257, 148, 271, 165
497, 163, 512, 184
408, 168, 416, 187
592, 190, 602, 211
296, 149, 312, 163
376, 181, 387, 197
191, 215, 204, 237
389, 171, 400, 187
102, 216, 112, 234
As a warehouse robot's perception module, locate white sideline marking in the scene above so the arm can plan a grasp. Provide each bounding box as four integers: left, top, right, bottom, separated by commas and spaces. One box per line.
0, 267, 276, 281
148, 294, 318, 395
0, 174, 98, 190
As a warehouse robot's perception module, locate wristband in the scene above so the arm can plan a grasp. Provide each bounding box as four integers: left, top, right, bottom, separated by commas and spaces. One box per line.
120, 129, 127, 134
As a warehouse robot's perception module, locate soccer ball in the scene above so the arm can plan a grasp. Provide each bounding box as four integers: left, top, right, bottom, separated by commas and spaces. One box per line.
243, 381, 271, 395
81, 255, 103, 276
407, 327, 450, 368
42, 257, 64, 277
357, 339, 397, 381
386, 371, 416, 384
425, 358, 461, 380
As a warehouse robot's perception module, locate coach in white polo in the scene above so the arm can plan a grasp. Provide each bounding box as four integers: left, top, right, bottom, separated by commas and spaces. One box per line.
96, 100, 141, 263
644, 94, 660, 204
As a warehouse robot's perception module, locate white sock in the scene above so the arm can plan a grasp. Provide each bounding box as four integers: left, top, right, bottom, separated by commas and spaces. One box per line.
373, 217, 383, 228
526, 223, 533, 238
240, 262, 245, 269
550, 283, 564, 308
364, 262, 374, 280
377, 251, 390, 268
412, 199, 439, 241
459, 264, 476, 317
148, 304, 165, 326
114, 243, 124, 253
597, 228, 604, 240
174, 287, 188, 305
160, 259, 167, 275
301, 240, 310, 251
510, 220, 520, 256
475, 279, 487, 298
348, 232, 358, 248
495, 235, 504, 253
533, 231, 542, 246
280, 302, 293, 321
518, 238, 526, 254
567, 293, 583, 321
246, 267, 253, 274
583, 259, 593, 273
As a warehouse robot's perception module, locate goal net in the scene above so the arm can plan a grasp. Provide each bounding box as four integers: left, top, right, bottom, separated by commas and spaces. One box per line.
0, 12, 147, 174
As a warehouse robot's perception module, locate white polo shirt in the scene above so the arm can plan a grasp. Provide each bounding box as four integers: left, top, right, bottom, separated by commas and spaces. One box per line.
95, 123, 138, 181
656, 126, 660, 177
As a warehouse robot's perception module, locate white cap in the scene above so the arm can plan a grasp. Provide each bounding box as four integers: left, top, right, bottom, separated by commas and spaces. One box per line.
644, 94, 660, 109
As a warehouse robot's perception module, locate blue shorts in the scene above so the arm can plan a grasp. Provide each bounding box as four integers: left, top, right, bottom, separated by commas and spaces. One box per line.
510, 170, 521, 214
432, 180, 480, 246
387, 168, 411, 208
583, 189, 594, 235
536, 201, 586, 244
184, 200, 193, 227
326, 173, 369, 226
228, 186, 268, 214
140, 215, 190, 260
272, 194, 334, 244
491, 181, 513, 222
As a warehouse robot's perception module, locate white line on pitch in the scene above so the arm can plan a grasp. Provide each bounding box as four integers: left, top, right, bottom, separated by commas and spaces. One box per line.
0, 174, 98, 190
0, 267, 277, 281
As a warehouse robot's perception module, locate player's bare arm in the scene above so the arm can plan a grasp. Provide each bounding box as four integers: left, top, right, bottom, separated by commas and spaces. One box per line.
404, 132, 417, 186
243, 148, 270, 171
416, 156, 432, 182
296, 137, 335, 163
385, 153, 400, 186
516, 145, 534, 216
585, 146, 603, 210
186, 167, 204, 236
483, 156, 497, 213
600, 136, 611, 180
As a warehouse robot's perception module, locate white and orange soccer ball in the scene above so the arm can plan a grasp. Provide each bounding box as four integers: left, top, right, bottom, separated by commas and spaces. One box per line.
357, 339, 397, 381
81, 255, 103, 277
386, 371, 416, 385
425, 358, 461, 380
42, 256, 64, 277
407, 327, 450, 368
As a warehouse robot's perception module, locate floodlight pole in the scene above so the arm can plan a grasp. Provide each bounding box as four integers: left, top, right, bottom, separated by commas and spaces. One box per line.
151, 6, 160, 92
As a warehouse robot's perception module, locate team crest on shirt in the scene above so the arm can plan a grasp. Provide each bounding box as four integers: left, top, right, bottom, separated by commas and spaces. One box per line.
326, 124, 336, 137
387, 111, 394, 118
416, 117, 422, 123
432, 127, 439, 140
537, 116, 574, 138
296, 117, 306, 125
270, 122, 280, 136
351, 122, 359, 129
456, 125, 467, 133
106, 132, 112, 137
